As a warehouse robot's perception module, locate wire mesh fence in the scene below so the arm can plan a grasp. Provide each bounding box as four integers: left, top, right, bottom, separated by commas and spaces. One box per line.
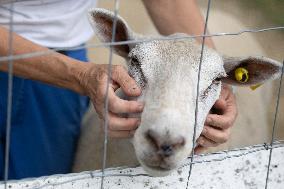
1, 141, 284, 189
0, 0, 283, 189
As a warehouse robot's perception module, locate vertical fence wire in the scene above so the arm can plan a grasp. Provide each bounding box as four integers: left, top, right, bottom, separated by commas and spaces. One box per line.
186, 0, 212, 188
264, 60, 284, 189
100, 0, 120, 188
4, 2, 14, 189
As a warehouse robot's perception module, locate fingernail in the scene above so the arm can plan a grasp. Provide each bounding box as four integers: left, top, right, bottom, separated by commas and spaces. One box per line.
203, 128, 207, 134
128, 86, 137, 93
138, 103, 144, 111
206, 117, 212, 124
132, 85, 138, 91
136, 120, 141, 126
198, 138, 204, 145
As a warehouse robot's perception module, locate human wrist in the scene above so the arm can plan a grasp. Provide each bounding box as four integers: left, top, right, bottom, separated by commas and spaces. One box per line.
58, 55, 90, 95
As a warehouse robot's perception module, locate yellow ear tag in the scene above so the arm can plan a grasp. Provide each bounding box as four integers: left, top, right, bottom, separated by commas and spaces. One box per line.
235, 67, 249, 83
250, 83, 263, 90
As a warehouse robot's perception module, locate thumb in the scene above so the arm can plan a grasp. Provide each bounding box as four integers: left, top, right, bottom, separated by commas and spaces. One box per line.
210, 99, 226, 115
112, 66, 141, 97
214, 99, 226, 111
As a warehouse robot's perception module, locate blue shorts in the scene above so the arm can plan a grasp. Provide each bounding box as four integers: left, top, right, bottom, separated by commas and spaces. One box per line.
0, 48, 89, 179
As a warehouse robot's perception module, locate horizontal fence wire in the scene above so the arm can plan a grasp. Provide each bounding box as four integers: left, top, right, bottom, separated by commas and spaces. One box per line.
5, 140, 283, 189
0, 0, 34, 4
0, 26, 283, 63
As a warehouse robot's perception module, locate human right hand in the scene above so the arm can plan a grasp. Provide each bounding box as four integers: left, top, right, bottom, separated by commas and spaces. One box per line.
195, 84, 237, 154
78, 64, 144, 138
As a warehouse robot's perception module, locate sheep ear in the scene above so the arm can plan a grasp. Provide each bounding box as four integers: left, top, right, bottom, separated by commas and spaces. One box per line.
221, 56, 283, 86
88, 8, 134, 57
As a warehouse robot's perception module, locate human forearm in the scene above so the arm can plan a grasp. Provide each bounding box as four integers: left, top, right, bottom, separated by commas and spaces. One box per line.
142, 0, 215, 48
0, 26, 87, 94
0, 26, 144, 137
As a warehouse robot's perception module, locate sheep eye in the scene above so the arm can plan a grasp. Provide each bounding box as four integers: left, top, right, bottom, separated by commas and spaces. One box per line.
130, 56, 140, 66
215, 78, 221, 82
201, 78, 221, 99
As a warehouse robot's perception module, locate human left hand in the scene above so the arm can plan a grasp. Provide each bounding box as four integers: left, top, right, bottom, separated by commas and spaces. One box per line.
195, 84, 238, 154
78, 64, 144, 138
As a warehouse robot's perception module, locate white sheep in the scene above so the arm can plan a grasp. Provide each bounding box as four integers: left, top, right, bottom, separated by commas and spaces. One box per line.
78, 8, 282, 177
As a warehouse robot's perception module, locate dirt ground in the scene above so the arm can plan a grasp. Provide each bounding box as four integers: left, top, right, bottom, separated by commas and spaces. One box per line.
73, 0, 284, 172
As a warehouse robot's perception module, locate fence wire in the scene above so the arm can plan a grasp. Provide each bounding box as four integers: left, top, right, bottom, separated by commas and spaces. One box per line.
0, 0, 36, 4
1, 0, 284, 189
0, 26, 283, 63
4, 2, 14, 189
100, 0, 120, 188
10, 140, 284, 189
186, 0, 212, 188
264, 60, 284, 189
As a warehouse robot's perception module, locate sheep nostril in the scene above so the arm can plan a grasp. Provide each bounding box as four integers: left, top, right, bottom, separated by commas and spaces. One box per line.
160, 145, 173, 157
145, 130, 186, 157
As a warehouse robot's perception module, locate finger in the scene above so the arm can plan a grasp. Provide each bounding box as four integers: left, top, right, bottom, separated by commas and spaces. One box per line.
201, 126, 230, 144
108, 89, 144, 114
206, 86, 237, 129
205, 115, 231, 129
213, 99, 226, 112
112, 65, 141, 97
108, 130, 135, 138
211, 85, 235, 114
205, 103, 236, 129
108, 112, 141, 131
220, 84, 232, 100
210, 99, 226, 115
194, 145, 208, 155
196, 135, 218, 147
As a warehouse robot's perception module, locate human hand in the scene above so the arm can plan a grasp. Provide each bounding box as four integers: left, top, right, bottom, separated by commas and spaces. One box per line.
79, 64, 144, 138
195, 84, 238, 154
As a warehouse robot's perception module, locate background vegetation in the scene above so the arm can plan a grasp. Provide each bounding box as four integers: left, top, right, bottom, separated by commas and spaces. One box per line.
241, 0, 284, 25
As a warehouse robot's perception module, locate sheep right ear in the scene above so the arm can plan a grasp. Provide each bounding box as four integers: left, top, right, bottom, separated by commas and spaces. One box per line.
221, 56, 283, 86
88, 8, 134, 58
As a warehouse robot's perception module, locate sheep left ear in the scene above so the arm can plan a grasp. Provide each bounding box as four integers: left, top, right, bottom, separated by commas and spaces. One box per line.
221, 56, 283, 86
88, 8, 135, 58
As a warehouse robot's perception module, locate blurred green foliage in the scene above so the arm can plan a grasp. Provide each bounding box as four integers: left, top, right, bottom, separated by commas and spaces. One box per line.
241, 0, 284, 25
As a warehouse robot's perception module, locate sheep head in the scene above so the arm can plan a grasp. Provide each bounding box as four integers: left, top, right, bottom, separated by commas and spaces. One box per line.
88, 8, 283, 176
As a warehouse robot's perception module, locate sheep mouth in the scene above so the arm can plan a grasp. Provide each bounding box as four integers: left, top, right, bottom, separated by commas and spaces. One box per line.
142, 159, 176, 172
146, 165, 172, 171
141, 162, 177, 177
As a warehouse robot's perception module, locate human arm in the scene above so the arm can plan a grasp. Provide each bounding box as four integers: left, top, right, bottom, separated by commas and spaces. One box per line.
142, 0, 215, 48
0, 27, 86, 93
0, 26, 143, 138
142, 0, 237, 152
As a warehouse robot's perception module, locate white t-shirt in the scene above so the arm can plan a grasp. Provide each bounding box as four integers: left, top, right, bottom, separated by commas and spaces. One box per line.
0, 0, 97, 48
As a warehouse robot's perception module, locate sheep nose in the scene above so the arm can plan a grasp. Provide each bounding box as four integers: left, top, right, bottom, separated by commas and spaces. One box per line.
146, 130, 185, 157
160, 144, 173, 157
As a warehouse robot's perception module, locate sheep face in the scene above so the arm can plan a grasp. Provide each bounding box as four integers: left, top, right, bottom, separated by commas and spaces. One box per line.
89, 8, 283, 176
128, 38, 225, 176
